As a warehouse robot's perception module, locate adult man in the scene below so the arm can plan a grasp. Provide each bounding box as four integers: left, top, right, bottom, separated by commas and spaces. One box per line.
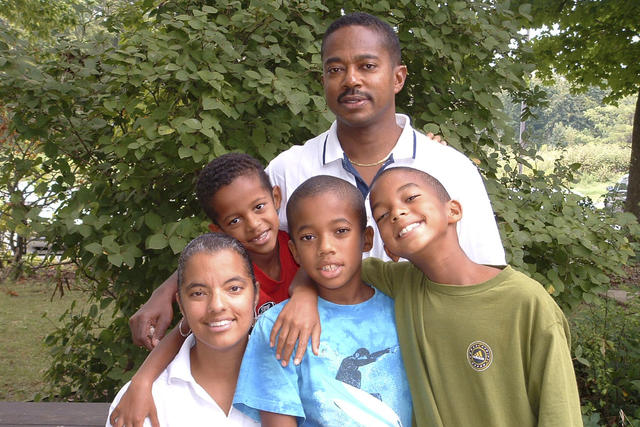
130, 12, 505, 349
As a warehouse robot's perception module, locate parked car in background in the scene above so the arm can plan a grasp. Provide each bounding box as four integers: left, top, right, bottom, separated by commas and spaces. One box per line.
604, 174, 628, 212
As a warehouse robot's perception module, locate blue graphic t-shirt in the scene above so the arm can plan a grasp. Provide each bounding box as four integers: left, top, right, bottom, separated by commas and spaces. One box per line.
233, 288, 413, 426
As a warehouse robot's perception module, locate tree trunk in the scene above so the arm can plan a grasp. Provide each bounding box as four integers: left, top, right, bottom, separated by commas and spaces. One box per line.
625, 90, 640, 221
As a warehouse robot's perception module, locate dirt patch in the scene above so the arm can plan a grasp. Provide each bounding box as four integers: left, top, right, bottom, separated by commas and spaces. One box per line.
609, 262, 640, 289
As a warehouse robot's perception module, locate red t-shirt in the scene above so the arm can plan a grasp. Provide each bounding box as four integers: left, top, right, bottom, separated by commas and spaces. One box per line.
254, 230, 298, 316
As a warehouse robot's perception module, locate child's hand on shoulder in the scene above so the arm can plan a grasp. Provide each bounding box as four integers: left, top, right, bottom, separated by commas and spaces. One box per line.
269, 284, 321, 367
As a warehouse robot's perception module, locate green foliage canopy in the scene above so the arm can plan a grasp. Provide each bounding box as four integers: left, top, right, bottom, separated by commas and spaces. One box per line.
524, 0, 640, 219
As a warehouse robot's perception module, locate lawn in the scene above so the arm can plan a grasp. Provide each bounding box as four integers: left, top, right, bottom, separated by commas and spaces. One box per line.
0, 268, 90, 401
572, 180, 612, 205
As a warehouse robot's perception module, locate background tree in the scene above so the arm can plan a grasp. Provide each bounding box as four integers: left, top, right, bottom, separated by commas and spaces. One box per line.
525, 0, 640, 219
0, 0, 637, 401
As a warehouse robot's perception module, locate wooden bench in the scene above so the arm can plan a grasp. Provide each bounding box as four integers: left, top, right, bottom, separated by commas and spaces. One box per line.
0, 402, 110, 427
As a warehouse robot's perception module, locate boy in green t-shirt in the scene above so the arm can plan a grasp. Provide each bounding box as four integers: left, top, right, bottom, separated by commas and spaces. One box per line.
281, 166, 582, 427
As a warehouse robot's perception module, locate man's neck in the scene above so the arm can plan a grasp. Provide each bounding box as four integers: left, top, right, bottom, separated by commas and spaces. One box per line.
336, 113, 403, 165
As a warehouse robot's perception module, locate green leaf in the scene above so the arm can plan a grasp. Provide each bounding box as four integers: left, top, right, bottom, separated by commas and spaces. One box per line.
84, 242, 102, 255
146, 233, 168, 250
169, 236, 188, 254
158, 125, 175, 135
183, 118, 201, 130
107, 253, 123, 267
178, 147, 193, 159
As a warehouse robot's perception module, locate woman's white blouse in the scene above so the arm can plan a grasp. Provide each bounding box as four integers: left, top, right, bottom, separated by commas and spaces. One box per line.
107, 334, 259, 427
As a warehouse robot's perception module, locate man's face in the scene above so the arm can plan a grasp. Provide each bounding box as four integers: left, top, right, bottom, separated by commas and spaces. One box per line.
322, 25, 407, 129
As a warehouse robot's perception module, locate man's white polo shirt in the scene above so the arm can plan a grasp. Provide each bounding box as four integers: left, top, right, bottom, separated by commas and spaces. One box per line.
107, 334, 259, 427
266, 114, 506, 265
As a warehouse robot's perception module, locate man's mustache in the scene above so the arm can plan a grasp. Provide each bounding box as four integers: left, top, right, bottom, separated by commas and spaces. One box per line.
337, 89, 372, 103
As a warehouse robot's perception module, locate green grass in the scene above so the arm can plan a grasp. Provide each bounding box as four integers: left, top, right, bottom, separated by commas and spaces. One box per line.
0, 270, 90, 401
571, 180, 612, 204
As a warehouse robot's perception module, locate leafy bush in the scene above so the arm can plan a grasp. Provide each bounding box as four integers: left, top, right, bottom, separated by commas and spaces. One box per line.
490, 153, 639, 311
571, 295, 640, 425
536, 143, 631, 182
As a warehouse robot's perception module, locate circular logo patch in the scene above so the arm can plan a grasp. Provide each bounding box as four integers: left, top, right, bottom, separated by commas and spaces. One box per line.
257, 301, 275, 315
467, 341, 492, 371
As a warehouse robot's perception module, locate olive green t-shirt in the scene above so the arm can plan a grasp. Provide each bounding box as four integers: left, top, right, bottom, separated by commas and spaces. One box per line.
362, 259, 582, 427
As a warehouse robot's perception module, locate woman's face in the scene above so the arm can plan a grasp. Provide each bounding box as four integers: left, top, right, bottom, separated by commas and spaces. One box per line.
178, 249, 256, 352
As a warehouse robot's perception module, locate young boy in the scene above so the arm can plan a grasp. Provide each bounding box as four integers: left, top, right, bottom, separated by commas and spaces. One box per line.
109, 153, 299, 427
361, 166, 582, 426
233, 175, 413, 427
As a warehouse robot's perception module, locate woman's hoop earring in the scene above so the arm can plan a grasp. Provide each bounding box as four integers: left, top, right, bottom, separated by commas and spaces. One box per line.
178, 318, 191, 337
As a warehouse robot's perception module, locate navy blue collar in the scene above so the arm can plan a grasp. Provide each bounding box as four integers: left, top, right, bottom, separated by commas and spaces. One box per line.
323, 131, 417, 198
322, 130, 417, 165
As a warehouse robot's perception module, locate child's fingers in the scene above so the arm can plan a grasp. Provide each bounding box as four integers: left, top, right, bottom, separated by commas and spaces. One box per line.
293, 330, 311, 365
148, 408, 160, 427
279, 328, 300, 367
275, 324, 291, 360
269, 317, 283, 348
109, 408, 121, 427
311, 323, 321, 356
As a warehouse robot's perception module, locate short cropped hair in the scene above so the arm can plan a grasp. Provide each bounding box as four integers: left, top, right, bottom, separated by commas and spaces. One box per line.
176, 232, 257, 296
373, 167, 451, 202
196, 153, 271, 223
286, 175, 367, 232
321, 12, 402, 65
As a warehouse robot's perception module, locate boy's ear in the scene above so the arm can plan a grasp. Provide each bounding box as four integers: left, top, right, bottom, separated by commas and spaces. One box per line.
447, 200, 463, 224
362, 226, 374, 253
383, 245, 401, 263
208, 222, 221, 232
287, 239, 300, 265
272, 185, 282, 211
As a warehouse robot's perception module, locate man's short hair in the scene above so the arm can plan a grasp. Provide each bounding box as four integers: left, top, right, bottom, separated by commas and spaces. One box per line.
373, 166, 451, 202
286, 175, 367, 232
321, 12, 402, 65
196, 153, 271, 224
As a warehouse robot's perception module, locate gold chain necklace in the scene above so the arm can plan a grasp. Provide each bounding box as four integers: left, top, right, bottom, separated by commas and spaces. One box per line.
347, 152, 392, 167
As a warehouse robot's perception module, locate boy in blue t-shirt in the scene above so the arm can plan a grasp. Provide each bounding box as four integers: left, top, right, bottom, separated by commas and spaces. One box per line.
233, 176, 412, 427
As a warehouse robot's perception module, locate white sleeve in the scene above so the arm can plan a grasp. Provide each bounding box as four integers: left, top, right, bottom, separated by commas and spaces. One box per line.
266, 152, 291, 233
452, 158, 506, 266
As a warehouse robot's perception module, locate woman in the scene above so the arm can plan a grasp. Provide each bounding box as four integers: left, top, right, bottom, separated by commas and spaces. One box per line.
107, 233, 260, 426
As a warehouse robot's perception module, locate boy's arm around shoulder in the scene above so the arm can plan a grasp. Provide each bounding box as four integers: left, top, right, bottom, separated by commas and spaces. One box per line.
270, 268, 320, 367
361, 257, 418, 298
107, 381, 156, 427
527, 302, 582, 426
129, 271, 178, 350
234, 308, 306, 423
108, 327, 185, 427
